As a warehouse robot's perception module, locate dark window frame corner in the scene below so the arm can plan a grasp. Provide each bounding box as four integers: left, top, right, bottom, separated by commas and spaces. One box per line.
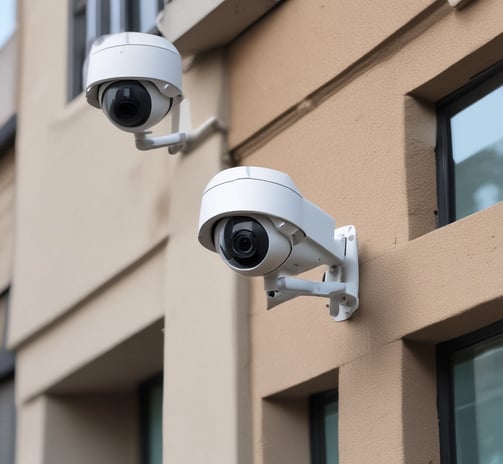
435, 60, 503, 226
0, 115, 16, 154
436, 318, 503, 464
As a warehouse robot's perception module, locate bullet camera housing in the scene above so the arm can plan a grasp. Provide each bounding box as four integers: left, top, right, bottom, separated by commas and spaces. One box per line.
198, 167, 359, 321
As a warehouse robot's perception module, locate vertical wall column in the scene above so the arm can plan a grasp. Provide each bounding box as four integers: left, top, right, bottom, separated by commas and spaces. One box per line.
339, 340, 439, 464
15, 397, 46, 464
162, 49, 252, 464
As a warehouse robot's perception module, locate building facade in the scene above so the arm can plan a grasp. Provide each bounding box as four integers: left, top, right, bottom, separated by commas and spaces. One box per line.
0, 0, 17, 461
6, 0, 503, 463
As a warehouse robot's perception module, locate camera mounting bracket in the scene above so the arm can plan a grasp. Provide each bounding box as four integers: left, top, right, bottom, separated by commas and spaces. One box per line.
134, 116, 226, 154
266, 225, 359, 321
134, 103, 226, 154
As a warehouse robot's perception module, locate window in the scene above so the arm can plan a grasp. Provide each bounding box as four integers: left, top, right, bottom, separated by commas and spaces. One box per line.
68, 0, 164, 100
0, 290, 15, 464
309, 390, 338, 464
436, 62, 503, 225
0, 0, 16, 48
139, 373, 163, 464
437, 320, 503, 464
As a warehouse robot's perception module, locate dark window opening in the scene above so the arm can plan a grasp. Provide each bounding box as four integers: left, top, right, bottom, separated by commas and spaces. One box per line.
0, 289, 15, 464
139, 372, 163, 464
309, 389, 338, 464
437, 319, 503, 464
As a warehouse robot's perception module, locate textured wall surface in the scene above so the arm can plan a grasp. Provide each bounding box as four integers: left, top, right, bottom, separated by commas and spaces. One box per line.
228, 0, 503, 462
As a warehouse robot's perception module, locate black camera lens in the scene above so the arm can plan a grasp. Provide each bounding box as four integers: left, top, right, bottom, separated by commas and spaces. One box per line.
102, 80, 151, 127
219, 217, 269, 269
235, 229, 259, 255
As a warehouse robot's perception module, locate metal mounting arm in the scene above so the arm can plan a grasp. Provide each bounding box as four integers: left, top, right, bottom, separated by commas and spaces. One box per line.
266, 225, 359, 321
134, 116, 226, 154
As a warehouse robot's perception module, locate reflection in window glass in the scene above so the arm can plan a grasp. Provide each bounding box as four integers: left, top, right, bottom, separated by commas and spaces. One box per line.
0, 0, 16, 48
133, 0, 163, 33
452, 334, 503, 464
0, 377, 15, 464
0, 291, 15, 464
450, 86, 503, 220
324, 398, 339, 463
140, 374, 163, 464
310, 390, 339, 464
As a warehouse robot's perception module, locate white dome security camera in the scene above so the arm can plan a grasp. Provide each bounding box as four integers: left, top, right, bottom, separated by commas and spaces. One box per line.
84, 32, 225, 153
85, 32, 183, 133
198, 166, 360, 321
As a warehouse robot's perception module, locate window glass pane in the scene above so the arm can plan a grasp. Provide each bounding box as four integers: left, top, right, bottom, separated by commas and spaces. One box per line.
0, 377, 15, 464
0, 288, 15, 464
324, 399, 339, 464
0, 299, 5, 348
69, 0, 87, 100
127, 0, 162, 33
110, 0, 127, 33
140, 374, 163, 464
139, 0, 158, 32
450, 85, 503, 220
0, 0, 16, 48
147, 379, 163, 464
310, 390, 338, 464
98, 0, 112, 37
452, 334, 503, 464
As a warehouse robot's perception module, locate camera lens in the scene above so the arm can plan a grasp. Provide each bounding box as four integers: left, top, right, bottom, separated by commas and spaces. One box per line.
233, 231, 254, 256
219, 217, 269, 269
102, 80, 151, 128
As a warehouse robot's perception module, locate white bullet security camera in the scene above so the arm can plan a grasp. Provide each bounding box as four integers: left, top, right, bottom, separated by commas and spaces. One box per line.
198, 166, 360, 321
84, 32, 225, 154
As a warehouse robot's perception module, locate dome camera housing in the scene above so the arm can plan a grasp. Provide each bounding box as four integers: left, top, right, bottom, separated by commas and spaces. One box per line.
83, 31, 226, 154
84, 32, 183, 133
198, 166, 360, 321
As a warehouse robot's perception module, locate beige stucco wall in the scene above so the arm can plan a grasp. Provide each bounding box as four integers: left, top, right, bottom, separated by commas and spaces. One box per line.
228, 0, 439, 149
11, 1, 249, 464
228, 0, 503, 463
16, 393, 139, 464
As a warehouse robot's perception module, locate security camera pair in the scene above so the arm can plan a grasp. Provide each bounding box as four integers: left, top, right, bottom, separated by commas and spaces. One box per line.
84, 32, 359, 321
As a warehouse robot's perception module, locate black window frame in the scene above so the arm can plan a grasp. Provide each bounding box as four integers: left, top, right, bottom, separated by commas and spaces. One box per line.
437, 318, 503, 464
0, 288, 14, 381
0, 116, 16, 155
0, 129, 15, 379
0, 288, 15, 464
139, 371, 163, 464
436, 60, 503, 226
309, 389, 338, 464
0, 350, 14, 383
